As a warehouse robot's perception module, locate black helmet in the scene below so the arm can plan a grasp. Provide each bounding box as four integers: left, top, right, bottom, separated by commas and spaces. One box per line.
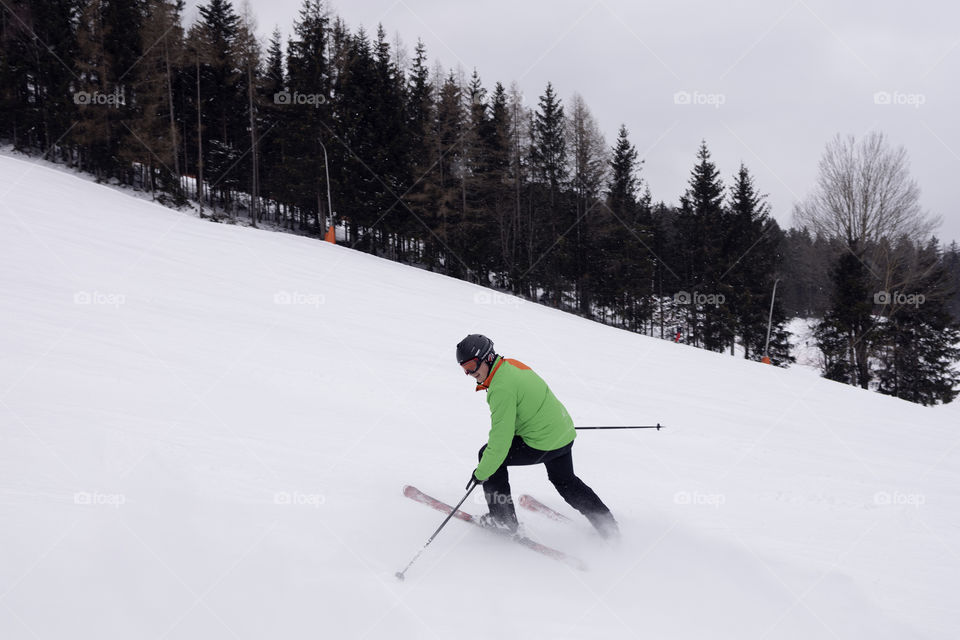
456, 334, 496, 365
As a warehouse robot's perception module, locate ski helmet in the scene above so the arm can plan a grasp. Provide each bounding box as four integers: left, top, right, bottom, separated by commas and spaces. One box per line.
456, 334, 495, 365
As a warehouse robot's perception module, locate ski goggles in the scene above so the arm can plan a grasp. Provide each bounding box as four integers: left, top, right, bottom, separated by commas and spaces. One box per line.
460, 357, 482, 375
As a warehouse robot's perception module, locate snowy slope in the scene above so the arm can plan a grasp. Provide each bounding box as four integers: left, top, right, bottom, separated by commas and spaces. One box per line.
1, 152, 958, 639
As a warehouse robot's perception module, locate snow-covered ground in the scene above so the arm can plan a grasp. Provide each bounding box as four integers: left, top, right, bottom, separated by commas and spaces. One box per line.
1, 152, 958, 639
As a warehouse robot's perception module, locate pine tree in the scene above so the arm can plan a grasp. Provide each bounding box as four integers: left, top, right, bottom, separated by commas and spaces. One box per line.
427, 71, 465, 272
73, 0, 126, 177
1, 0, 80, 151
195, 0, 242, 208
370, 24, 409, 254
531, 82, 567, 191
283, 0, 332, 232
68, 0, 142, 179
815, 244, 874, 386
649, 199, 679, 338
597, 125, 650, 328
182, 21, 211, 213
234, 5, 262, 224
102, 0, 144, 175
875, 240, 960, 404
529, 82, 568, 304
405, 39, 432, 155
455, 70, 500, 282
257, 27, 286, 223
678, 141, 727, 350
120, 0, 184, 200
944, 241, 960, 322
607, 125, 639, 215
402, 39, 434, 264
651, 201, 685, 339
485, 81, 512, 287
333, 27, 382, 245
725, 163, 791, 363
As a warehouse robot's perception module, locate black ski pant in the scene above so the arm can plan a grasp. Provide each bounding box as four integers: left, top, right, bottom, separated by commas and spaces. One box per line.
478, 436, 614, 530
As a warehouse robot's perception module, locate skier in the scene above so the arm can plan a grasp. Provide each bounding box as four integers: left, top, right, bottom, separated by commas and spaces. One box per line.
456, 334, 619, 540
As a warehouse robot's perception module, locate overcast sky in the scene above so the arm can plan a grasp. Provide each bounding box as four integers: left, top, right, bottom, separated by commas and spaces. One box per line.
186, 0, 960, 244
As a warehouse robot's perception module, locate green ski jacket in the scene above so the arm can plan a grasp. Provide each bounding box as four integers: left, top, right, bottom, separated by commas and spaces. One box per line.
474, 356, 576, 480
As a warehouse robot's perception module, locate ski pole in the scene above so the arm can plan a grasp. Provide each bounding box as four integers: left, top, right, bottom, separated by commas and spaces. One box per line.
576, 423, 664, 430
396, 480, 479, 581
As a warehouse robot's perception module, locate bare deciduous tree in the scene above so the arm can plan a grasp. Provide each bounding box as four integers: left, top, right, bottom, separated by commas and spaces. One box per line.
566, 93, 608, 315
796, 131, 945, 389
795, 131, 942, 313
794, 131, 938, 249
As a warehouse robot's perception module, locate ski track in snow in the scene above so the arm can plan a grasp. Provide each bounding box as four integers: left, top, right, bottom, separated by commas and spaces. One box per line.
1, 152, 958, 639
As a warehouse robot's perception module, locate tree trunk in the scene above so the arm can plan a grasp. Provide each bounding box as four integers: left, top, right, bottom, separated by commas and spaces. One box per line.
247, 62, 258, 227
196, 52, 204, 217
164, 38, 180, 180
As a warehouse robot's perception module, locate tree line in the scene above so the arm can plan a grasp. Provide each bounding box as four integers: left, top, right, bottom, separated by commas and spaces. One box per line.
2, 0, 958, 403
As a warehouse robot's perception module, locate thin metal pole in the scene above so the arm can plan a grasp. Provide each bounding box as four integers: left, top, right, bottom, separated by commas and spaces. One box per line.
763, 278, 781, 363
318, 138, 333, 231
396, 481, 478, 581
576, 424, 663, 430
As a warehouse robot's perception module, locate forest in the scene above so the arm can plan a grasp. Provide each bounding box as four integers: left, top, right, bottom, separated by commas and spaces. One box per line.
2, 0, 958, 403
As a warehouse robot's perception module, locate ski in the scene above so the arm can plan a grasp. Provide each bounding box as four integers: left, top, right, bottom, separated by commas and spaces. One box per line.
518, 494, 572, 523
403, 484, 474, 523
403, 485, 586, 571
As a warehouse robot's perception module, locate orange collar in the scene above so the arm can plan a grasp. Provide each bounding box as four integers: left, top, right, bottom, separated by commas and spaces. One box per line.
475, 357, 505, 391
